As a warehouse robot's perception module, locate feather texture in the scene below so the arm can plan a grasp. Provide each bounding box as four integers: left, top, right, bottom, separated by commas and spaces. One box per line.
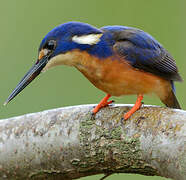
102, 27, 182, 82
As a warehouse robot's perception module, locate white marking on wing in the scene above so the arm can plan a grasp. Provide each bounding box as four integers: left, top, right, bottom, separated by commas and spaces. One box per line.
72, 34, 102, 45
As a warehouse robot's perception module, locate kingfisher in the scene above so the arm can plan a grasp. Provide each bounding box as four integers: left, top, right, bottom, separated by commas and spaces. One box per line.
5, 22, 182, 120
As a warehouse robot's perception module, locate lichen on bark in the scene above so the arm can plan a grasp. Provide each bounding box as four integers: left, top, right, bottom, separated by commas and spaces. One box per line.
77, 109, 158, 177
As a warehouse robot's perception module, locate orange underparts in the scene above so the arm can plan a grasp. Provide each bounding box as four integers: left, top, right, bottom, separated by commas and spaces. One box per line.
92, 94, 143, 120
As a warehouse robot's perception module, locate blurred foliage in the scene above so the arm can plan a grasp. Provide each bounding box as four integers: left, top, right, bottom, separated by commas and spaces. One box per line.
0, 0, 185, 179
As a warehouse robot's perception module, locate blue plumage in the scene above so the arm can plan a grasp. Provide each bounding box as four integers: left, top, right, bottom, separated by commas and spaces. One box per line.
102, 25, 162, 62
5, 21, 182, 111
38, 21, 181, 81
40, 22, 162, 60
102, 25, 181, 81
40, 22, 101, 45
39, 22, 114, 58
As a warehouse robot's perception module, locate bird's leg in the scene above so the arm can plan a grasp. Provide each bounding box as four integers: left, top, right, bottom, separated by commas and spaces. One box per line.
92, 94, 113, 114
124, 94, 143, 120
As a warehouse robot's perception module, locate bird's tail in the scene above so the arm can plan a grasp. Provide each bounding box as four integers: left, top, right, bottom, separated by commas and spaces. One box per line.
160, 89, 181, 109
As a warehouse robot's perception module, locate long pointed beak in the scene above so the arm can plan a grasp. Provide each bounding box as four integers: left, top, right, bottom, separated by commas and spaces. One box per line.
4, 56, 49, 105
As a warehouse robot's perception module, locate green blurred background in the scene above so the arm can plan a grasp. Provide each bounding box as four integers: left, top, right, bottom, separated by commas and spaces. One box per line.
0, 0, 185, 179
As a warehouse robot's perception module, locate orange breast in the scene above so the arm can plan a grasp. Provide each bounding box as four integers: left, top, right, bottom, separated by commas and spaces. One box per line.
71, 50, 170, 97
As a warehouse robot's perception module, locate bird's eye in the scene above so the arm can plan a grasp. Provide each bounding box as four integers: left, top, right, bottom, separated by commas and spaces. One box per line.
45, 40, 56, 51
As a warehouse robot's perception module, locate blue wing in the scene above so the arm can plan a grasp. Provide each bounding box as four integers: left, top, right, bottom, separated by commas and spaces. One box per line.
102, 26, 182, 82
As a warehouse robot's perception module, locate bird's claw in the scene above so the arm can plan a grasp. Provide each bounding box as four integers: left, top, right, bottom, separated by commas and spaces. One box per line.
92, 95, 114, 115
91, 100, 113, 118
90, 111, 96, 120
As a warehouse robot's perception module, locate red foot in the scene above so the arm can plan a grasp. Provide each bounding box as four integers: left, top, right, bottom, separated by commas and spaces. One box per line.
92, 94, 113, 114
124, 94, 143, 120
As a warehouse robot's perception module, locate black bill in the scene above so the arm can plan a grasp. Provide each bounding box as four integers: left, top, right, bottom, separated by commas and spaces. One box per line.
4, 56, 49, 105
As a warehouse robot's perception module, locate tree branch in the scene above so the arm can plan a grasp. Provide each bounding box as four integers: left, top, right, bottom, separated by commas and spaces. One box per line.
0, 104, 185, 180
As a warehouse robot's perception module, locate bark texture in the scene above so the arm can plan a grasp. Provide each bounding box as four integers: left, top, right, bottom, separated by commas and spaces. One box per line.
0, 104, 185, 180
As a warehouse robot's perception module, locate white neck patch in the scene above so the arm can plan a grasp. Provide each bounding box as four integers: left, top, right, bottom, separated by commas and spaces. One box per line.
72, 34, 102, 45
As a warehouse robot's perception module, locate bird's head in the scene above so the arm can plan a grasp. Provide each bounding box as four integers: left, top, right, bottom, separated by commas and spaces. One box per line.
5, 22, 113, 105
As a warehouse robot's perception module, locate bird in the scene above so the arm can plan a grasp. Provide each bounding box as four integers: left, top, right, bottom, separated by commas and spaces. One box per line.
4, 21, 182, 120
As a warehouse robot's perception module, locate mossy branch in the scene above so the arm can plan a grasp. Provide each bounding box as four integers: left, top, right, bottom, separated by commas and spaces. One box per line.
0, 104, 185, 180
